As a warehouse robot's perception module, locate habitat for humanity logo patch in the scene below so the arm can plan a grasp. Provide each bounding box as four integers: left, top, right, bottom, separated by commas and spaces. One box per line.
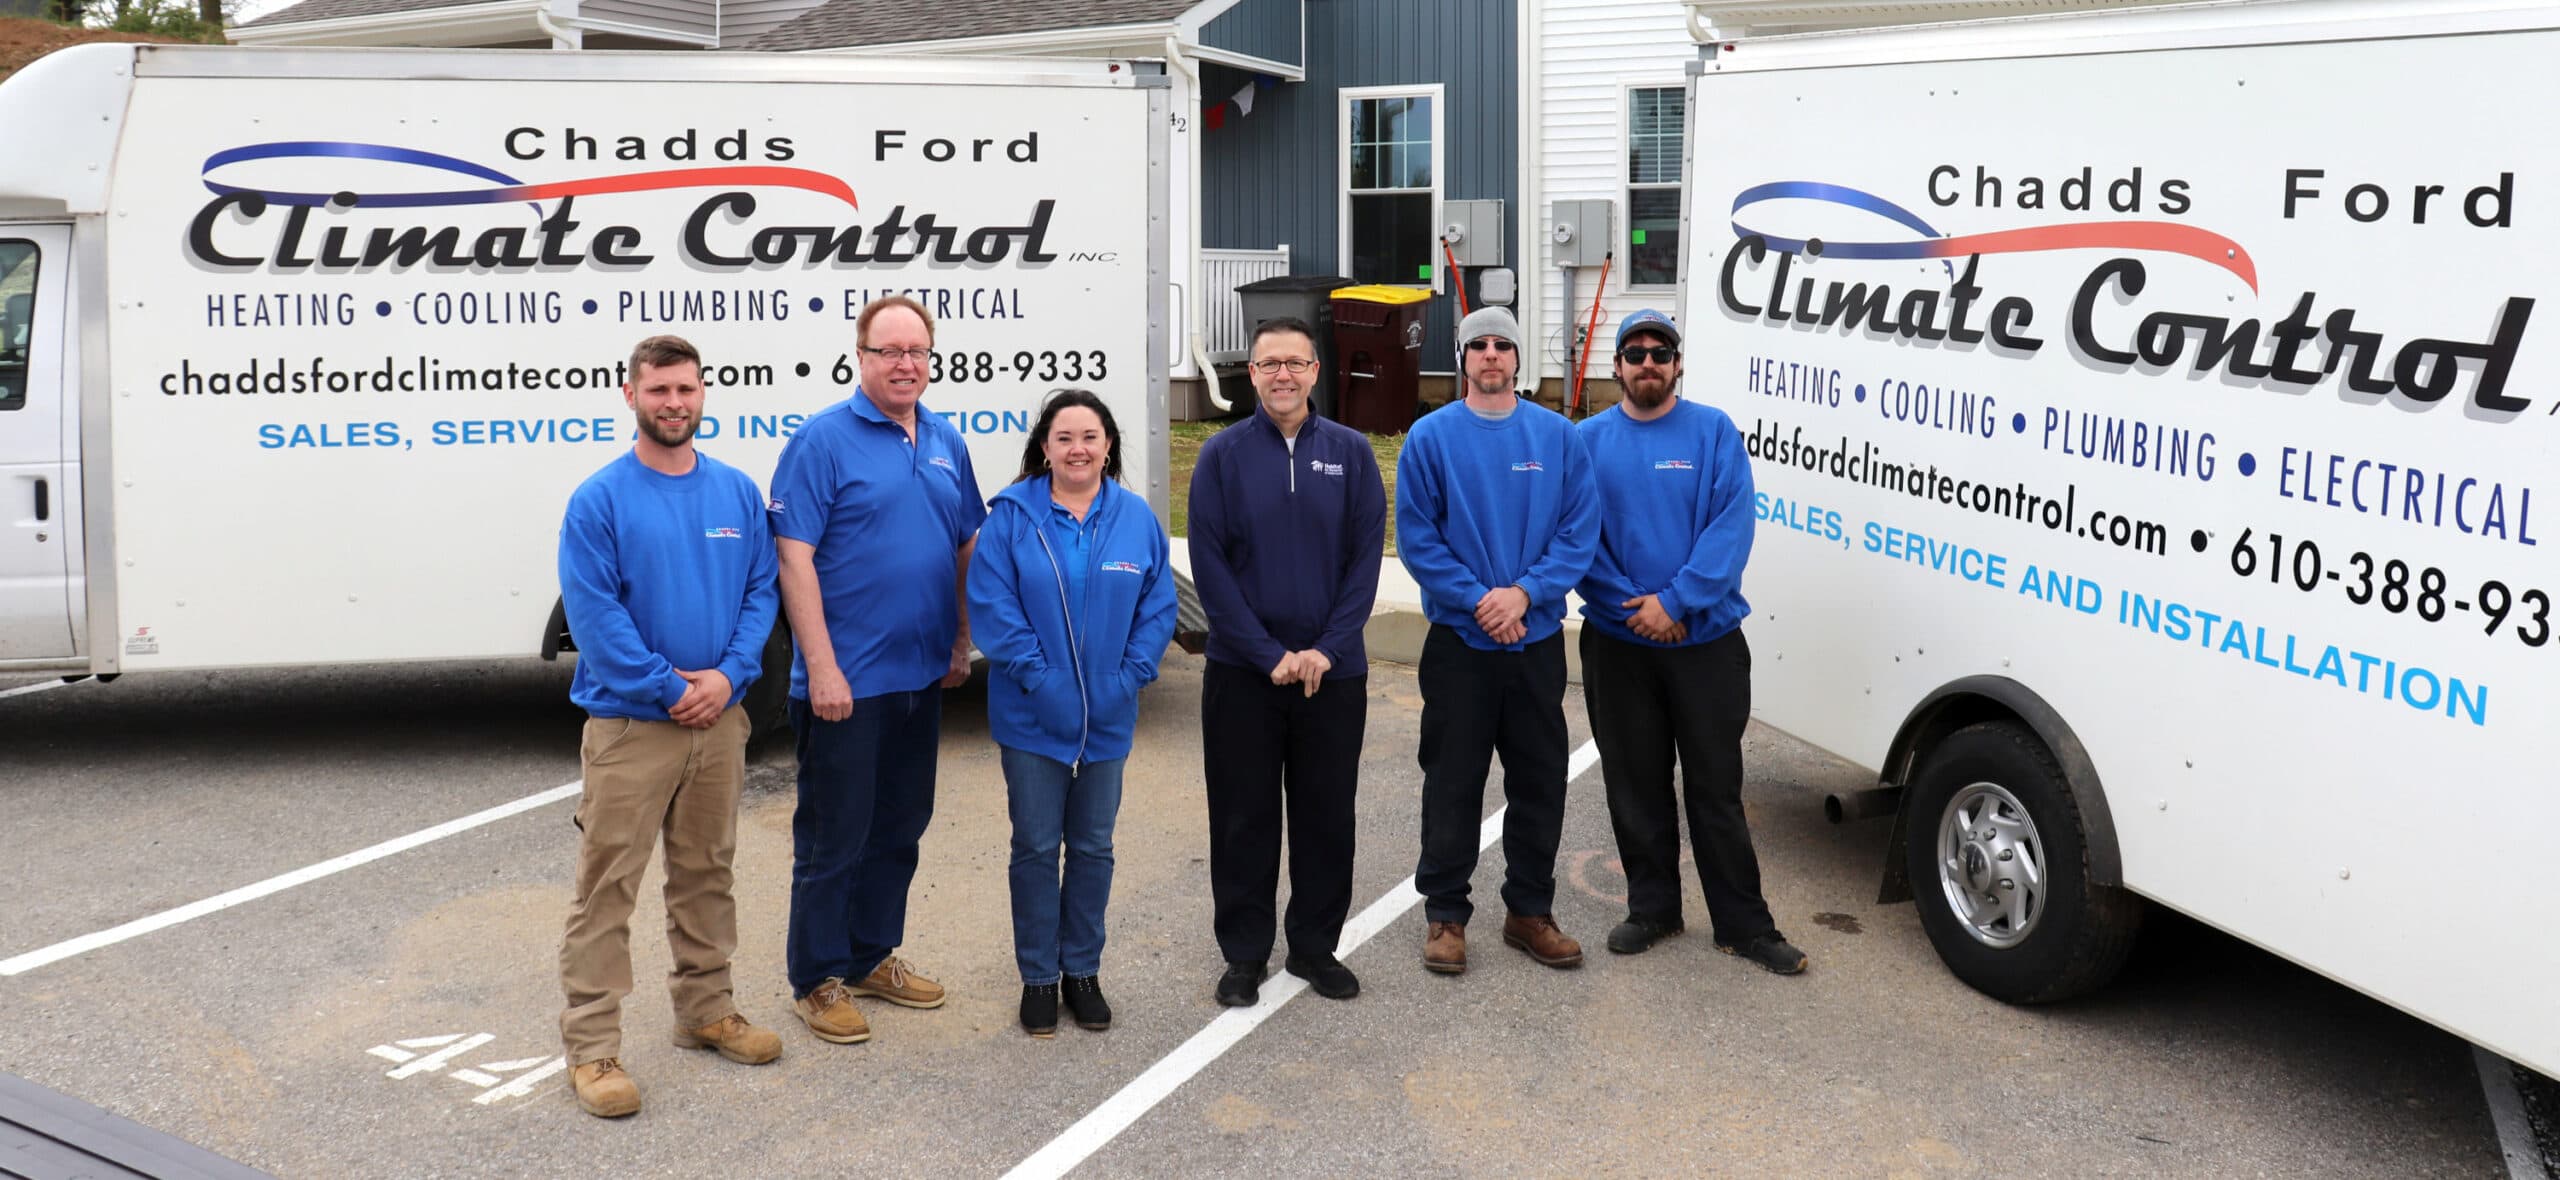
1100, 561, 1144, 575
1308, 458, 1345, 476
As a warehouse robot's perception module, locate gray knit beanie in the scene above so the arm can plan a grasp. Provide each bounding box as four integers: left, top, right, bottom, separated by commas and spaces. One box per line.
1455, 306, 1525, 375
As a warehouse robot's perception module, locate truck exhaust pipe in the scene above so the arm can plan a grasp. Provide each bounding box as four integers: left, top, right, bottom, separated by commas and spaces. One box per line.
1825, 786, 1901, 825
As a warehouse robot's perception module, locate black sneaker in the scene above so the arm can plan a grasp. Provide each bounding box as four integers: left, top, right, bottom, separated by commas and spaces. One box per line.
1215, 961, 1267, 1007
1062, 974, 1113, 1030
1283, 954, 1361, 1000
1715, 932, 1809, 975
1020, 983, 1059, 1038
1606, 916, 1683, 955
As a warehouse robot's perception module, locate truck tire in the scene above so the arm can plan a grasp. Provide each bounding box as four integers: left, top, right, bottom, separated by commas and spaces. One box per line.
743, 619, 794, 741
1904, 720, 2142, 1004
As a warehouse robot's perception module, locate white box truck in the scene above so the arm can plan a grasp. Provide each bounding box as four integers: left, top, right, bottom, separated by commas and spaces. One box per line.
1678, 0, 2556, 1077
0, 45, 1173, 723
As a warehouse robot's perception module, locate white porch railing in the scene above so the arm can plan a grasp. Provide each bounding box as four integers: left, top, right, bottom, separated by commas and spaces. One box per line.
1202, 245, 1292, 364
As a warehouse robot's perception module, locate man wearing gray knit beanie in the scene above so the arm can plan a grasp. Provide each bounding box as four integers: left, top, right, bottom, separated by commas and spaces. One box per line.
1395, 302, 1601, 976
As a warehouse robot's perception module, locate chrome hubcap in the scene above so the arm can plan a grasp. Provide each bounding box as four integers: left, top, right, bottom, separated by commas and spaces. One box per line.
1935, 781, 2047, 948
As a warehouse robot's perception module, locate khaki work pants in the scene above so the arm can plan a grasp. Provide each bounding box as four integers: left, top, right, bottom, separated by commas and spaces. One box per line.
558, 706, 750, 1064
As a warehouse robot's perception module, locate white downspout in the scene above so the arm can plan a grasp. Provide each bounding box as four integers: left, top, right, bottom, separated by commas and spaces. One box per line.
534, 0, 579, 49
1518, 0, 1543, 402
1164, 35, 1236, 414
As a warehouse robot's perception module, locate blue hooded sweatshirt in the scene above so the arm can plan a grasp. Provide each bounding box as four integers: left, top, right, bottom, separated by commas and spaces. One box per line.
968, 476, 1178, 766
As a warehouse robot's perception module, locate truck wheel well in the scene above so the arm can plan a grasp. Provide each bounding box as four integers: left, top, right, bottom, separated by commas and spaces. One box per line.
540, 597, 575, 660
1875, 675, 2121, 903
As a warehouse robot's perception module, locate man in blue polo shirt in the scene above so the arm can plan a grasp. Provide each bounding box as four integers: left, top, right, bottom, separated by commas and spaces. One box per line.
1577, 309, 1805, 975
1397, 305, 1600, 976
769, 295, 985, 1046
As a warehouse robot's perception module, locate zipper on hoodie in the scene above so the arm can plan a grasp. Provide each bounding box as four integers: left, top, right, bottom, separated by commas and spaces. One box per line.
1028, 500, 1089, 776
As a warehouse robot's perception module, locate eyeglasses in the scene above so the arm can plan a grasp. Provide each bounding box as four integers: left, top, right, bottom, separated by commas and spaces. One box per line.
859, 346, 932, 364
1464, 338, 1517, 353
1249, 358, 1315, 374
1618, 345, 1679, 365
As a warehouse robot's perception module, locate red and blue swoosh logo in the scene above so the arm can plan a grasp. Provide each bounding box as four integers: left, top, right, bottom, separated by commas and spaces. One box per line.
1732, 181, 2256, 292
201, 141, 859, 210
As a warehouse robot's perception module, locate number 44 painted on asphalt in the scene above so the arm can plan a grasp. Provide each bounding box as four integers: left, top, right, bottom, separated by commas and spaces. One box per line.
367, 1034, 567, 1106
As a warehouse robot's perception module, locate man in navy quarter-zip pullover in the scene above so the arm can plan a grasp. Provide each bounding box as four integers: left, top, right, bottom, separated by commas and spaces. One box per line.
1577, 309, 1805, 976
1396, 305, 1601, 976
1189, 317, 1386, 1006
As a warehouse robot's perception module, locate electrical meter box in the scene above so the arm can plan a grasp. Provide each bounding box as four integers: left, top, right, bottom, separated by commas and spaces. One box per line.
1550, 199, 1612, 267
1441, 199, 1505, 267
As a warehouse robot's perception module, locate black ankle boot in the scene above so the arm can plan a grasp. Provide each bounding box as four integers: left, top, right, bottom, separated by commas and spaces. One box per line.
1020, 983, 1059, 1038
1062, 974, 1112, 1030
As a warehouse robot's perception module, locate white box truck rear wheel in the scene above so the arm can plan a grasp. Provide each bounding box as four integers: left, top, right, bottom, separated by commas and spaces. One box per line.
1904, 721, 2143, 1005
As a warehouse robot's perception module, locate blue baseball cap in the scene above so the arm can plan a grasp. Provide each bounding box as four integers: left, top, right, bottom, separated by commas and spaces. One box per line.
1615, 309, 1681, 352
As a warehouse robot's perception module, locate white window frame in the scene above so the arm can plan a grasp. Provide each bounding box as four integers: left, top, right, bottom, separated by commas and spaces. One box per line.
1337, 83, 1446, 293
1622, 82, 1686, 293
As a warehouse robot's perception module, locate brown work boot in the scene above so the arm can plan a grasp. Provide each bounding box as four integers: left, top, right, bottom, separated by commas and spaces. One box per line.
848, 955, 947, 1010
792, 978, 871, 1044
1502, 912, 1585, 968
1423, 920, 1468, 974
673, 1013, 783, 1064
570, 1058, 640, 1118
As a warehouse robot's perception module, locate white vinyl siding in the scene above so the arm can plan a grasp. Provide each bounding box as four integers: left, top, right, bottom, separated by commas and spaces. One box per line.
1536, 0, 1694, 382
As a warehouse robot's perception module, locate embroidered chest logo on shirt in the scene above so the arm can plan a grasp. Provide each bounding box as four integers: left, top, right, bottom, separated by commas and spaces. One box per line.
928, 456, 956, 471
1653, 459, 1696, 471
1100, 561, 1144, 575
1509, 461, 1545, 473
705, 527, 744, 539
1308, 458, 1345, 477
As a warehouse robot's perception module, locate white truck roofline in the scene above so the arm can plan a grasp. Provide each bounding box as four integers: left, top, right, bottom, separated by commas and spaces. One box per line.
1686, 0, 2560, 68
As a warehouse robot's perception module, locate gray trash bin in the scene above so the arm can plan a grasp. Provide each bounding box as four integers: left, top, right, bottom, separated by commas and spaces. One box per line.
1235, 274, 1352, 419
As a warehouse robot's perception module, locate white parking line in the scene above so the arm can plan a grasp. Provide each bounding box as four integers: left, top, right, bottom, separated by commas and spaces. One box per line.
0, 780, 582, 977
0, 678, 76, 700
1003, 740, 1604, 1180
2476, 1046, 2554, 1180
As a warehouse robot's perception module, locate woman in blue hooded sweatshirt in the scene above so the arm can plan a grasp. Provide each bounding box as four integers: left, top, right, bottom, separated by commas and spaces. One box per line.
968, 388, 1178, 1038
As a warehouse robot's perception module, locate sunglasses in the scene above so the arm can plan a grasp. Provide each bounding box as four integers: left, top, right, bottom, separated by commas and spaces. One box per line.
1464, 338, 1517, 353
1618, 345, 1678, 365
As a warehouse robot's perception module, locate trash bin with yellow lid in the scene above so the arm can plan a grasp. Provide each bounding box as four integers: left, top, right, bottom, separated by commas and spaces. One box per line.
1329, 285, 1432, 435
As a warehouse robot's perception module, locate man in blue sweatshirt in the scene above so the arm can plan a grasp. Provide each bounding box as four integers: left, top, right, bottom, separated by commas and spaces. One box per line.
1577, 309, 1806, 975
556, 335, 783, 1118
1397, 305, 1601, 975
1189, 317, 1386, 1006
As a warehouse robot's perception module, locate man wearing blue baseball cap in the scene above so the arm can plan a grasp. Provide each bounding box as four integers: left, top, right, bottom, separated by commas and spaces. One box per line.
1574, 309, 1806, 975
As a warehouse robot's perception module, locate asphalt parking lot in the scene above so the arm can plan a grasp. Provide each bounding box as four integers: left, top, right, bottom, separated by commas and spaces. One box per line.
0, 653, 2524, 1178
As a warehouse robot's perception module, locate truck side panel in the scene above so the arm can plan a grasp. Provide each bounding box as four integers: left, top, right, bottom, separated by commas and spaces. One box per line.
94, 61, 1158, 670
1683, 19, 2557, 1074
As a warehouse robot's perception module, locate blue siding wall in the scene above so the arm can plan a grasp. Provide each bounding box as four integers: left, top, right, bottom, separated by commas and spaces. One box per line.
1199, 0, 1302, 68
1199, 0, 1517, 372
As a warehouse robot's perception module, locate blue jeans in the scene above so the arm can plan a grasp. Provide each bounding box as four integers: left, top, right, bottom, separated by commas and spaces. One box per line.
785, 688, 941, 996
1000, 746, 1126, 985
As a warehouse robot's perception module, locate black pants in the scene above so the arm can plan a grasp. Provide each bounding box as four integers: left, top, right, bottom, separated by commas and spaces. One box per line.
1579, 626, 1777, 944
1201, 659, 1367, 964
1415, 625, 1569, 925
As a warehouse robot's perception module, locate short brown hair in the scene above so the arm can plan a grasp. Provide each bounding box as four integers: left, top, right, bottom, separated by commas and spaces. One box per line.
628, 334, 700, 380
856, 295, 936, 348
